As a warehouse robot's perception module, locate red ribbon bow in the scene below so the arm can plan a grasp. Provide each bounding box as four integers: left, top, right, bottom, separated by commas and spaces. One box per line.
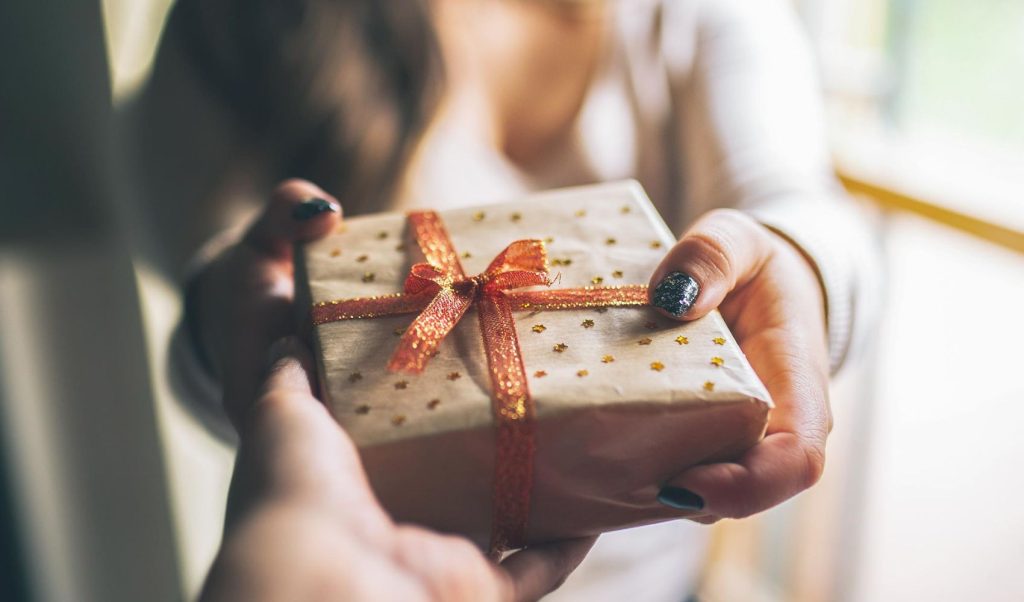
312, 210, 649, 553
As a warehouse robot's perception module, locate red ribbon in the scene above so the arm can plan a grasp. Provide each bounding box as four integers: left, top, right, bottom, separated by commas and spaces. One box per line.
312, 210, 649, 554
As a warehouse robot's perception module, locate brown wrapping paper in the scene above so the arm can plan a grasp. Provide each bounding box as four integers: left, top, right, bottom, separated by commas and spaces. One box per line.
296, 181, 772, 547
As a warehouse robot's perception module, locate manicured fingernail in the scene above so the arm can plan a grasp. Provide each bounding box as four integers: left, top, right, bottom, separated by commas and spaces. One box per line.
657, 486, 704, 511
291, 197, 337, 221
652, 272, 700, 317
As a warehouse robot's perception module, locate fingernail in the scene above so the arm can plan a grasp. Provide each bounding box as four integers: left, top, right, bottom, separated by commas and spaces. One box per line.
265, 336, 300, 372
291, 197, 338, 221
657, 486, 705, 511
652, 272, 700, 317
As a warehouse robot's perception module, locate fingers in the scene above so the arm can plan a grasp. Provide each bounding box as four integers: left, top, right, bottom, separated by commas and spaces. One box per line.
500, 536, 598, 602
660, 363, 829, 519
260, 336, 318, 400
243, 179, 341, 258
648, 209, 773, 321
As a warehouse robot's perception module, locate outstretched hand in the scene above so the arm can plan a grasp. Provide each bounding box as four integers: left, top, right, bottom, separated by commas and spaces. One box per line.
201, 337, 595, 602
649, 209, 833, 521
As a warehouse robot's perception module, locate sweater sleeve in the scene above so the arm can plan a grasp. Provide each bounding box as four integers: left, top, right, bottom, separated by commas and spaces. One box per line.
664, 0, 881, 373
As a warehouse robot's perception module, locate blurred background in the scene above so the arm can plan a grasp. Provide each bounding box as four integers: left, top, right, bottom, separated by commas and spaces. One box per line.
1, 1, 1022, 600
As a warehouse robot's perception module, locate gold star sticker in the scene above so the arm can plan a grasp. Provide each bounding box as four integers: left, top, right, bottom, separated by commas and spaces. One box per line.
650, 240, 663, 249
427, 399, 441, 410
461, 251, 472, 259
348, 372, 363, 383
703, 381, 715, 391
391, 415, 406, 426
510, 212, 522, 222
447, 371, 462, 381
601, 355, 615, 363
355, 404, 370, 415
620, 205, 632, 214
581, 319, 595, 329
361, 272, 375, 283
574, 209, 586, 217
394, 380, 409, 390
650, 361, 665, 372
356, 254, 369, 262
710, 357, 725, 367
395, 243, 406, 251
534, 370, 548, 378
532, 324, 547, 333
612, 270, 624, 279
472, 211, 486, 222
591, 276, 604, 285
577, 369, 589, 378
330, 248, 341, 257
553, 343, 568, 353
675, 335, 689, 345
713, 337, 726, 345
376, 231, 388, 239
638, 337, 653, 346
606, 237, 617, 245
551, 258, 572, 267
544, 236, 555, 244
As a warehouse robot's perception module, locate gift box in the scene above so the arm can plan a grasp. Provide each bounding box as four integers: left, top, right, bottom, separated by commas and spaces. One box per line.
296, 181, 771, 552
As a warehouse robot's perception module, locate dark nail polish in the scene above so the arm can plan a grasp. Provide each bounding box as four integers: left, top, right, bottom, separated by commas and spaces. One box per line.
652, 272, 700, 317
657, 487, 705, 511
292, 197, 337, 221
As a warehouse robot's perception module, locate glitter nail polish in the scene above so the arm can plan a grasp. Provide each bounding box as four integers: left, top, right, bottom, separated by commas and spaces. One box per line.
652, 272, 699, 317
292, 197, 337, 220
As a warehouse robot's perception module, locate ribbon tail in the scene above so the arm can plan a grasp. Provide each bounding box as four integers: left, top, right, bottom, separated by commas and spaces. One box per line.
505, 284, 649, 311
478, 293, 536, 555
388, 288, 474, 374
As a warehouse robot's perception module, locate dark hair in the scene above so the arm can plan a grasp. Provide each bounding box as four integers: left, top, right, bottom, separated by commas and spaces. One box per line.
170, 0, 443, 214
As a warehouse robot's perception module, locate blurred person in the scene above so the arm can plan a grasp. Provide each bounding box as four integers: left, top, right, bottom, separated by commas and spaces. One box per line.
121, 0, 878, 599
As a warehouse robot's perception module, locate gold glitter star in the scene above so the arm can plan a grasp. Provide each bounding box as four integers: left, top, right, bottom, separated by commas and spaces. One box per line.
675, 335, 689, 345
534, 370, 548, 378
650, 240, 663, 249
544, 236, 554, 244
551, 258, 572, 267
394, 380, 409, 390
710, 356, 725, 367
713, 337, 726, 345
638, 337, 653, 346
581, 319, 595, 329
650, 361, 665, 372
427, 399, 441, 410
330, 248, 341, 257
553, 343, 568, 353
447, 372, 462, 381
362, 272, 376, 283
591, 276, 604, 285
612, 270, 624, 278
601, 355, 615, 363
356, 254, 369, 262
606, 237, 617, 245
532, 324, 547, 333
395, 243, 406, 251
703, 381, 715, 391
577, 369, 589, 378
510, 212, 522, 222
472, 211, 486, 222
376, 231, 388, 240
574, 209, 587, 217
355, 404, 370, 415
391, 415, 406, 426
461, 251, 472, 259
620, 205, 632, 214
348, 372, 363, 383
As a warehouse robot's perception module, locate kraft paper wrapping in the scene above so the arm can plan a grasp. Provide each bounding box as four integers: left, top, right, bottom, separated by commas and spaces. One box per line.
297, 181, 772, 547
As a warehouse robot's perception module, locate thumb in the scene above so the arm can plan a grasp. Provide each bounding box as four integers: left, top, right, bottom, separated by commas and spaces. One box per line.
648, 209, 773, 321
242, 178, 342, 258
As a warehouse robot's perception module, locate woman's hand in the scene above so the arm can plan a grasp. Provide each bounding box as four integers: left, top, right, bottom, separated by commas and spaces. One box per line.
187, 179, 342, 427
201, 338, 595, 602
648, 209, 832, 521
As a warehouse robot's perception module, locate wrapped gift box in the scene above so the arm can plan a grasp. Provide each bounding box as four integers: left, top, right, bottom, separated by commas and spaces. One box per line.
296, 181, 771, 549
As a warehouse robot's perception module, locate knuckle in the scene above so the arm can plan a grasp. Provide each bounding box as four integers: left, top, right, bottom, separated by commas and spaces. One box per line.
684, 230, 735, 283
